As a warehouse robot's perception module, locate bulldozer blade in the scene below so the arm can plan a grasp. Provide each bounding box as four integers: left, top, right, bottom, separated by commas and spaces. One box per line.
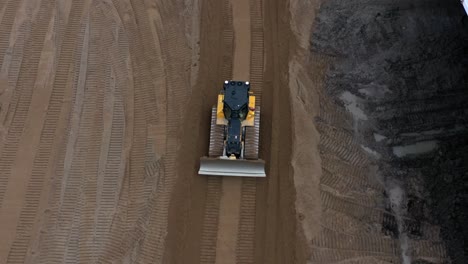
198, 157, 266, 177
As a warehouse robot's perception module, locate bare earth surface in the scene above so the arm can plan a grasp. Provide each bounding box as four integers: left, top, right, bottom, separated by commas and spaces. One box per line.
0, 0, 466, 263
0, 0, 192, 262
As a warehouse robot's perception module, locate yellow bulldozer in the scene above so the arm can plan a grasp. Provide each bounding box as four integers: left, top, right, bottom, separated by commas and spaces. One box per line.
198, 80, 266, 177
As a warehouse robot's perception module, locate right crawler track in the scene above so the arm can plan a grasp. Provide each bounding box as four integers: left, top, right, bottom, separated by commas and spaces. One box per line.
244, 107, 261, 159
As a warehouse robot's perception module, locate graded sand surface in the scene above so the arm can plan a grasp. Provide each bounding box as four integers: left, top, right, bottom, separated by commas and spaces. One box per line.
0, 0, 464, 263
0, 0, 191, 262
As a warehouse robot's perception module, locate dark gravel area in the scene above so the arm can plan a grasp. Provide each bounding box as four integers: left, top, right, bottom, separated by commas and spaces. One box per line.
311, 0, 468, 262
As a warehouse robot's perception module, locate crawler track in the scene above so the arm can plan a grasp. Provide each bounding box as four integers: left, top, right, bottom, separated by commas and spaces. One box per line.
208, 107, 224, 157
244, 107, 261, 159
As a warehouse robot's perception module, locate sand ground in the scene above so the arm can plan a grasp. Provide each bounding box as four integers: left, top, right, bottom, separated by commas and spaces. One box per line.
0, 0, 464, 263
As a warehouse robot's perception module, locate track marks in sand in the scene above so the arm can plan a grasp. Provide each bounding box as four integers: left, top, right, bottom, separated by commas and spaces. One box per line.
0, 0, 192, 261
314, 91, 398, 261
234, 0, 264, 262
313, 228, 400, 255
161, 0, 234, 262
90, 10, 124, 259
5, 7, 60, 264
162, 0, 269, 262
38, 2, 101, 262
99, 3, 160, 262
75, 7, 107, 263
248, 0, 264, 107
0, 0, 54, 209
0, 8, 30, 141
214, 0, 260, 263
314, 70, 449, 262
253, 0, 300, 262
200, 177, 223, 263
0, 0, 22, 70
235, 178, 257, 263
216, 178, 243, 264
128, 0, 191, 262
0, 0, 57, 261
198, 1, 234, 263
93, 23, 132, 262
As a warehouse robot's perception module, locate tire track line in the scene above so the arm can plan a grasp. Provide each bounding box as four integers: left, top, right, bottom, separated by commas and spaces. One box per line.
77, 5, 107, 262
198, 0, 233, 262
221, 0, 234, 81
105, 0, 160, 259
44, 7, 87, 252
0, 2, 7, 22
320, 165, 382, 196
321, 189, 433, 237
317, 122, 359, 153
248, 0, 263, 106
127, 0, 158, 125
216, 178, 243, 264
321, 209, 384, 236
310, 247, 401, 263
33, 2, 92, 261
137, 0, 203, 261
143, 0, 167, 157
96, 64, 127, 262
409, 240, 447, 260
214, 0, 251, 262
129, 2, 187, 261
321, 189, 387, 224
236, 178, 257, 263
91, 2, 144, 260
257, 0, 297, 261
235, 0, 263, 262
0, 0, 55, 261
92, 7, 127, 262
34, 8, 86, 264
322, 208, 438, 244
124, 0, 185, 262
94, 50, 114, 254
0, 0, 53, 208
0, 21, 29, 146
200, 177, 223, 263
311, 228, 400, 255
5, 7, 58, 264
115, 25, 132, 241
48, 10, 87, 263
95, 21, 130, 261
65, 11, 103, 261
101, 4, 148, 257
319, 131, 369, 167
118, 0, 151, 233
0, 0, 29, 113
318, 99, 354, 131
93, 8, 142, 257
0, 0, 22, 69
11, 0, 85, 262
321, 153, 382, 191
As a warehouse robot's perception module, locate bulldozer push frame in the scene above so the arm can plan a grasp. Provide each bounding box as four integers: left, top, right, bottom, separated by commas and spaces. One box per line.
198, 80, 266, 177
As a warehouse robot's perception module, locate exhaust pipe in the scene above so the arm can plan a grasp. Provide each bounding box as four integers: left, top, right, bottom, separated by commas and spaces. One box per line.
199, 157, 266, 177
